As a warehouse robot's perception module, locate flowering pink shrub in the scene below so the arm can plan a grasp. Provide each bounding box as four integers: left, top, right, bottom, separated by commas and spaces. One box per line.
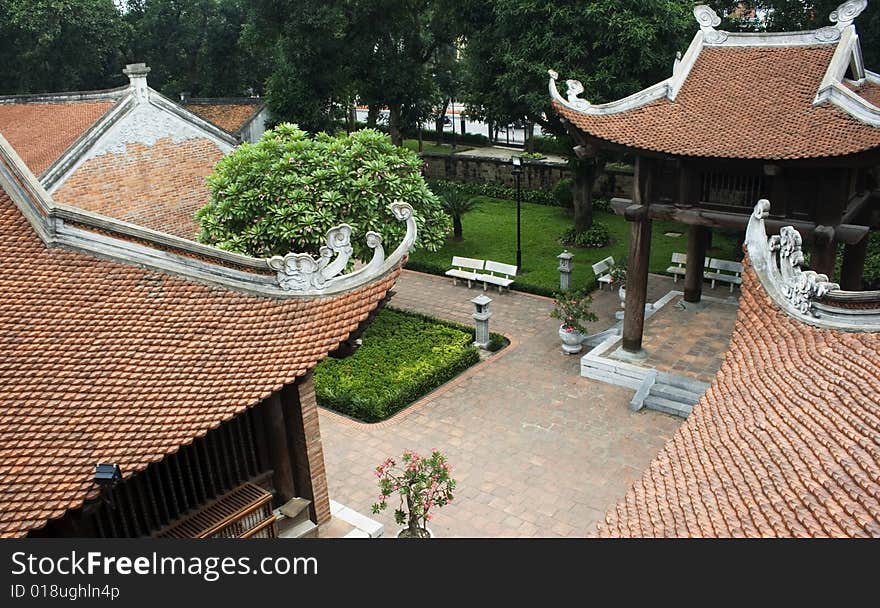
371, 449, 456, 538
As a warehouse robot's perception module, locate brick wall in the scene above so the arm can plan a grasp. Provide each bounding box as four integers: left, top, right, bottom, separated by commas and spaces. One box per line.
287, 373, 331, 524
420, 153, 634, 198
53, 137, 225, 240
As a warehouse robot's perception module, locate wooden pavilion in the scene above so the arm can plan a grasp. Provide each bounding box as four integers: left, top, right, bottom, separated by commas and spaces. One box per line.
550, 2, 880, 355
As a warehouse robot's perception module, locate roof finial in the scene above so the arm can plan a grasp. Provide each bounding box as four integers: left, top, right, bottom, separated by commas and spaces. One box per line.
829, 0, 868, 28
693, 5, 729, 44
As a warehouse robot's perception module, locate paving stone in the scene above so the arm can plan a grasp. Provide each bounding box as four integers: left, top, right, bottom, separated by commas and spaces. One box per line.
319, 271, 737, 537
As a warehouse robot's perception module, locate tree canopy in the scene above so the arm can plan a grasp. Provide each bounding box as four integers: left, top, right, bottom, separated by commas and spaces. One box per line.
0, 0, 130, 94
196, 125, 450, 258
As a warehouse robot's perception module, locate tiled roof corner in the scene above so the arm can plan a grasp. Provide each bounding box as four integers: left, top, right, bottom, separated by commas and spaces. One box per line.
0, 131, 409, 538
183, 99, 266, 135
0, 133, 416, 299
599, 257, 880, 537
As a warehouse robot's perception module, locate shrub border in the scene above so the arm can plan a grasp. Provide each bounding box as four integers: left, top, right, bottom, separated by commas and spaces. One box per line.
315, 306, 510, 423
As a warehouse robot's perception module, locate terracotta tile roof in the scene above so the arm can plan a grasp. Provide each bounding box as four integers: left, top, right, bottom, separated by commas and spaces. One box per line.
0, 188, 400, 538
599, 261, 880, 537
53, 137, 224, 240
555, 46, 880, 160
0, 102, 115, 175
184, 102, 263, 134
846, 80, 880, 108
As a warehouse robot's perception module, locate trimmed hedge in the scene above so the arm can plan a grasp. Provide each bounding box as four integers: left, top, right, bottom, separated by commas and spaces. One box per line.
560, 222, 611, 248
428, 179, 557, 206
314, 308, 481, 422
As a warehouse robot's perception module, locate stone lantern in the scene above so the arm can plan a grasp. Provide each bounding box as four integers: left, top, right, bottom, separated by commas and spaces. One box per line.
557, 250, 573, 291
471, 295, 493, 349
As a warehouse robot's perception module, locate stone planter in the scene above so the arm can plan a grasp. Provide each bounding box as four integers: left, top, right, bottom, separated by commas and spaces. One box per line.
397, 526, 434, 539
618, 285, 627, 309
558, 324, 583, 355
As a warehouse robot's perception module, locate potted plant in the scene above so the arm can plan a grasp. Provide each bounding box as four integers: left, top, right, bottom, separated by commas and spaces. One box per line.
609, 262, 627, 309
550, 288, 598, 354
371, 449, 456, 538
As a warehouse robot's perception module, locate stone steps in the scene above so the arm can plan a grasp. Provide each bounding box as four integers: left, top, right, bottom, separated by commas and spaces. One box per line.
630, 373, 709, 419
276, 497, 318, 538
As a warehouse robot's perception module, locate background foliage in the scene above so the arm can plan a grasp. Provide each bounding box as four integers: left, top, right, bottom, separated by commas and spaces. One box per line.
197, 124, 450, 258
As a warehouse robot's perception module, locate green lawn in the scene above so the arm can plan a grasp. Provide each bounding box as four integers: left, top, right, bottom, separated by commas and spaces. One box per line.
402, 139, 471, 155
407, 196, 740, 295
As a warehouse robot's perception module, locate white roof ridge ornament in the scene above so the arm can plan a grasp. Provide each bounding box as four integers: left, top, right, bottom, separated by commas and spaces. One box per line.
830, 0, 868, 28
744, 200, 880, 331
268, 201, 416, 293
693, 5, 728, 44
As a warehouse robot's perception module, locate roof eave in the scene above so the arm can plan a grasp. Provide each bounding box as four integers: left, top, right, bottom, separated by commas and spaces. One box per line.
0, 132, 417, 300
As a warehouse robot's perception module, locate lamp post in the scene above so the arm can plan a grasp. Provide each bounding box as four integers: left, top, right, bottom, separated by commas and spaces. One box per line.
511, 156, 523, 270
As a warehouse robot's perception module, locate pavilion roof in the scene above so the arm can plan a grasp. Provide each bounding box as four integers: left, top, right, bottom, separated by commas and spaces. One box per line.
550, 3, 880, 160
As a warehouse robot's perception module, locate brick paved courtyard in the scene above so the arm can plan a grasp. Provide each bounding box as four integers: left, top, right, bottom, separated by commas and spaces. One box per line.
319, 270, 737, 537
634, 296, 739, 384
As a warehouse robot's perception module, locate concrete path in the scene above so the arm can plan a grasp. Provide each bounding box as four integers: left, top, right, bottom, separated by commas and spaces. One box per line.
319, 271, 686, 537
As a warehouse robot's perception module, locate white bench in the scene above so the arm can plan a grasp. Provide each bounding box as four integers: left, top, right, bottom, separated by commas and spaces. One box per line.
445, 256, 484, 288
705, 258, 743, 293
592, 256, 614, 290
479, 260, 518, 292
666, 252, 711, 283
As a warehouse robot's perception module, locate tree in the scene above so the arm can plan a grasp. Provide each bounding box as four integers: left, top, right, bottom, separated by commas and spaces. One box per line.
123, 0, 267, 98
458, 0, 693, 233
438, 183, 477, 241
0, 0, 130, 94
708, 1, 880, 66
243, 0, 354, 133
347, 0, 461, 146
196, 124, 451, 258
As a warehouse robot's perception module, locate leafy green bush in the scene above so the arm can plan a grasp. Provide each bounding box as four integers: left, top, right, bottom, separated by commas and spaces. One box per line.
532, 136, 572, 156
314, 308, 480, 422
592, 197, 612, 213
865, 231, 880, 290
197, 124, 451, 258
428, 179, 557, 206
552, 178, 574, 209
487, 332, 508, 352
560, 222, 611, 248
519, 152, 545, 160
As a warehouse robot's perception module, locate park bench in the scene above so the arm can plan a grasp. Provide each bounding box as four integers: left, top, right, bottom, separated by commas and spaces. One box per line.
665, 252, 712, 284
591, 256, 615, 290
666, 252, 688, 283
478, 260, 518, 293
445, 256, 484, 288
704, 258, 743, 293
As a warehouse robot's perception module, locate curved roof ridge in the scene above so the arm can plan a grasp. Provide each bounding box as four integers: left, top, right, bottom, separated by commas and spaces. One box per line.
0, 132, 417, 300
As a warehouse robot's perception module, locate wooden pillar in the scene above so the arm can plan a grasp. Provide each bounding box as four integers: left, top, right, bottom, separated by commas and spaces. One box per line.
622, 156, 654, 355
841, 236, 869, 290
623, 204, 652, 354
261, 392, 296, 506
280, 373, 331, 525
811, 225, 837, 279
684, 225, 710, 303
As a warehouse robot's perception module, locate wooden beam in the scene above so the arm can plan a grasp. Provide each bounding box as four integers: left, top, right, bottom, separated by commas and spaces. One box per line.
609, 199, 870, 244
841, 190, 876, 224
